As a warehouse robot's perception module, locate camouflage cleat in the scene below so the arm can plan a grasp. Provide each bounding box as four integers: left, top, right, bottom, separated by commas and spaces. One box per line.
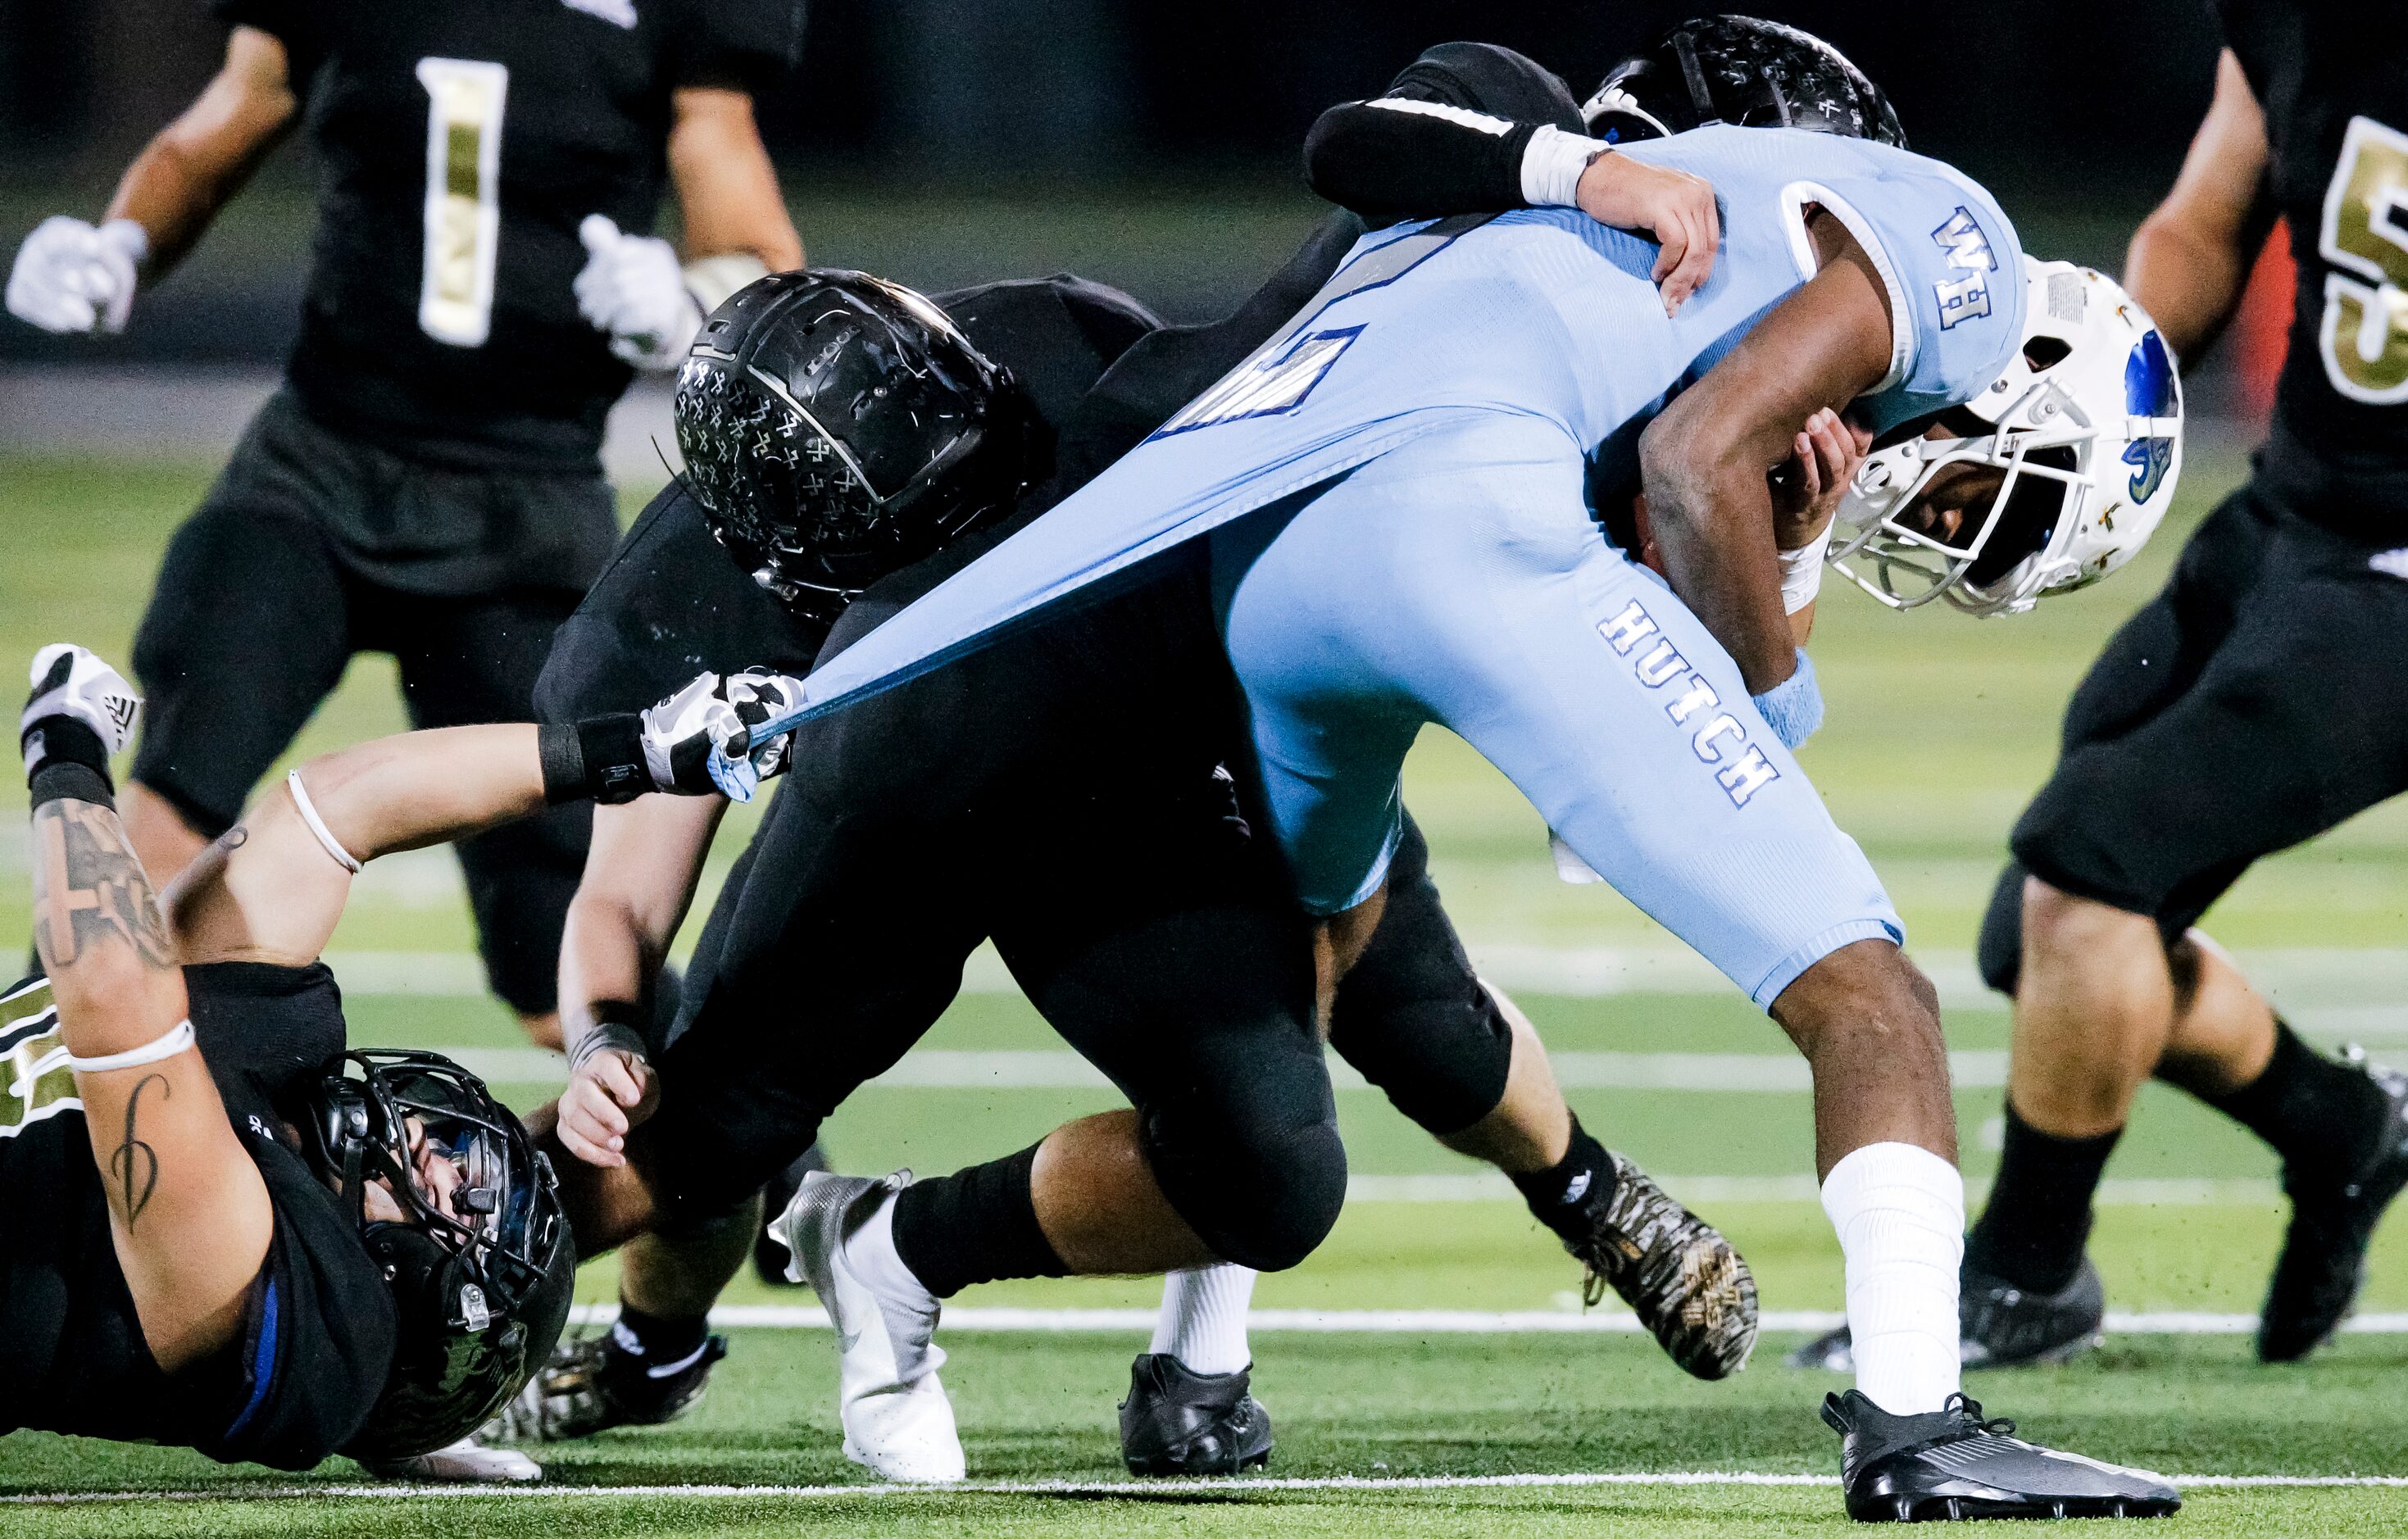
1565, 1151, 1758, 1378
485, 1330, 728, 1443
2260, 1050, 2408, 1363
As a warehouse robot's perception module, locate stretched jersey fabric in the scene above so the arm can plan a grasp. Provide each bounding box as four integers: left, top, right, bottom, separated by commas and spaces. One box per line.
2216, 0, 2408, 538
0, 965, 395, 1468
759, 125, 2024, 733
213, 0, 805, 471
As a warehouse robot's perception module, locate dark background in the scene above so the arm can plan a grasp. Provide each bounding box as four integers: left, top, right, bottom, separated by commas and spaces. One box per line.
0, 0, 2229, 360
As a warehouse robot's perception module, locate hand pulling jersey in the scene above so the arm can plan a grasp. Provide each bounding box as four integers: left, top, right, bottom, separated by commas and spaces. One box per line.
2215, 0, 2408, 538
0, 966, 395, 1469
212, 0, 805, 470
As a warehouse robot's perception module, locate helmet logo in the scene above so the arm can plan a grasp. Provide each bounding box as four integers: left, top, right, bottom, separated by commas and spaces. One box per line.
2123, 330, 2177, 502
1930, 209, 1997, 329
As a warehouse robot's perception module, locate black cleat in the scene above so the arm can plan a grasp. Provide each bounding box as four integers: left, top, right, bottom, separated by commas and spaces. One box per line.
755, 1141, 834, 1288
1118, 1354, 1273, 1476
1824, 1389, 2179, 1522
2260, 1051, 2408, 1363
1788, 1257, 2105, 1373
1561, 1151, 1757, 1378
486, 1331, 729, 1443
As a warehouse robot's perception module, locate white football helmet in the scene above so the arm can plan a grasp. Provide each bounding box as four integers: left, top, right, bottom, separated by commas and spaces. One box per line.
1827, 259, 2183, 617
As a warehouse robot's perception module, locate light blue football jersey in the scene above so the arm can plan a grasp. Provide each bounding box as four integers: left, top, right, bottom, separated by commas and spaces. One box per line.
745, 125, 2025, 739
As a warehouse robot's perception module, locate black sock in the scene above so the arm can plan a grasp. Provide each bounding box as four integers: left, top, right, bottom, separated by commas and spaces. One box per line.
1964, 1104, 2119, 1294
611, 1301, 710, 1365
1511, 1117, 1619, 1244
890, 1142, 1068, 1299
2203, 1020, 2390, 1182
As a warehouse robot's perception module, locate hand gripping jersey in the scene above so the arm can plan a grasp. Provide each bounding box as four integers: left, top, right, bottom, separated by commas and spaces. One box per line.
2216, 0, 2408, 538
214, 0, 805, 470
0, 966, 396, 1468
742, 126, 2024, 738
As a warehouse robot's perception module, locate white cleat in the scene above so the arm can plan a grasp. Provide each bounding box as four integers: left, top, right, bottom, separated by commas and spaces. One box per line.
771, 1169, 965, 1484
359, 1433, 540, 1483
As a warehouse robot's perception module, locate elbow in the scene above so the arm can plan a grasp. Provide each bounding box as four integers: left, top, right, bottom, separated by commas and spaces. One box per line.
1636, 415, 1715, 528
1301, 106, 1351, 202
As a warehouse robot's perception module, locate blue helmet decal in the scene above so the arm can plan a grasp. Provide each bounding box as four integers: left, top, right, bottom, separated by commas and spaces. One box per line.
2122, 329, 2176, 503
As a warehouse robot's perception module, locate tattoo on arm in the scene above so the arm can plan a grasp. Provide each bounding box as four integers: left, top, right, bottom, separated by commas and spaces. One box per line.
31, 801, 177, 971
110, 1073, 168, 1227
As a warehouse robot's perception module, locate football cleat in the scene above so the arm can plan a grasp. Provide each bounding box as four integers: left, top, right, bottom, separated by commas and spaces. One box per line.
359, 1433, 540, 1483
1564, 1151, 1758, 1378
754, 1141, 833, 1288
2259, 1049, 2408, 1363
1788, 1257, 2106, 1373
1824, 1389, 2178, 1522
486, 1329, 728, 1443
1118, 1354, 1274, 1477
772, 1169, 965, 1483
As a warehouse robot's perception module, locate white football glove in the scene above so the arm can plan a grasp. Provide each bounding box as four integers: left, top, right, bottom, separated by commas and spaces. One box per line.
22, 643, 142, 774
7, 216, 148, 334
574, 214, 703, 370
638, 669, 806, 801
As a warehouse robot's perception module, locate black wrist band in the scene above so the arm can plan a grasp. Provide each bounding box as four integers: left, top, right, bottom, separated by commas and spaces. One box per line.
541, 715, 650, 805
30, 761, 114, 811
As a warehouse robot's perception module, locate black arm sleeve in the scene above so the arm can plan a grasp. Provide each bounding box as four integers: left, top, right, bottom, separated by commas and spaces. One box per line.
1303, 42, 1588, 225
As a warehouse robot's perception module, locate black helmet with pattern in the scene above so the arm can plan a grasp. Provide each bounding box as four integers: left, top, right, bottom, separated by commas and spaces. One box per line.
1583, 16, 1905, 148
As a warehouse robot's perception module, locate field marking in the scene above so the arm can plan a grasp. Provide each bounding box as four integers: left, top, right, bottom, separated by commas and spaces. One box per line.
11, 1470, 2408, 1505
318, 946, 2408, 1018
560, 1302, 2408, 1337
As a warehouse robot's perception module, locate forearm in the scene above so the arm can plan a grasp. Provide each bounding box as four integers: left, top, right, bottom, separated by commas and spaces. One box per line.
102, 134, 243, 280
101, 28, 294, 281
557, 803, 717, 1051
1642, 447, 1798, 694
2125, 211, 2256, 366
670, 88, 802, 275
303, 724, 550, 862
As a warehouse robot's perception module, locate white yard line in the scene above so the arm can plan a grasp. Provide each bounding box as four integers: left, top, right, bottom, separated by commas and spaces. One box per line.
555, 1301, 2408, 1337
8, 1470, 2406, 1503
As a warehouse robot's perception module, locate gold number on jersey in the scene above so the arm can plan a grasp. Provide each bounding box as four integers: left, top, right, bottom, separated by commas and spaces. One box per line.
0, 1009, 80, 1140
2317, 115, 2408, 403
415, 58, 511, 348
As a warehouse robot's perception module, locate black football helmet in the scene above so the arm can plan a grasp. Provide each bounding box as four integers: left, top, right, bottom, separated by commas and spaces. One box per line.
1582, 16, 1906, 148
304, 1050, 576, 1461
673, 270, 1034, 624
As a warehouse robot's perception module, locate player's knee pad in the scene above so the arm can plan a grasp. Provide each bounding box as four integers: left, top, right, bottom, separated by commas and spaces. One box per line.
1329, 986, 1512, 1138
1976, 860, 2027, 997
1145, 1103, 1347, 1273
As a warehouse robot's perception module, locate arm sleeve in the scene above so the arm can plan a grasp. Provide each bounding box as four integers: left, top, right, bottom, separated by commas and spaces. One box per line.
1303, 41, 1597, 225
664, 0, 807, 95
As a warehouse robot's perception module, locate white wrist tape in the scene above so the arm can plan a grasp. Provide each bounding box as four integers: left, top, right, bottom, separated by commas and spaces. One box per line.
70, 1018, 195, 1073
684, 252, 772, 315
1779, 523, 1833, 615
286, 770, 361, 874
1521, 126, 1611, 207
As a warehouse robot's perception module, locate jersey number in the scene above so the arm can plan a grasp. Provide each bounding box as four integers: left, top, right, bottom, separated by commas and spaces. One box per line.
416, 58, 511, 349
2317, 115, 2408, 403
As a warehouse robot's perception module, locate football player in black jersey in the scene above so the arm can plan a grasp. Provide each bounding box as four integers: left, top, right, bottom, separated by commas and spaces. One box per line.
3, 0, 806, 1055
1796, 2, 2408, 1377
511, 261, 1758, 1480
4, 644, 576, 1473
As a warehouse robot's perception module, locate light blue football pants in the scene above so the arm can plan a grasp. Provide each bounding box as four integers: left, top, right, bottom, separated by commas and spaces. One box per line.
1211, 412, 1901, 1009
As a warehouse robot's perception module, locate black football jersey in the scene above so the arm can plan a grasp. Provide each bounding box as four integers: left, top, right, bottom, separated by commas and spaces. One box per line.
2218, 0, 2408, 538
214, 0, 805, 471
0, 964, 397, 1469
535, 274, 1162, 720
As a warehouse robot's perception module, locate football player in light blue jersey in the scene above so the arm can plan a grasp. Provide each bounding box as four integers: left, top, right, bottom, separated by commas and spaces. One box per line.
696, 108, 2188, 1518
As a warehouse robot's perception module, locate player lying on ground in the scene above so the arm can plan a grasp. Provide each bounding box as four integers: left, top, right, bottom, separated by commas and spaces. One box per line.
507, 293, 1768, 1481
2, 0, 804, 1054
1803, 11, 2408, 1376
2, 647, 575, 1473
693, 102, 2191, 1519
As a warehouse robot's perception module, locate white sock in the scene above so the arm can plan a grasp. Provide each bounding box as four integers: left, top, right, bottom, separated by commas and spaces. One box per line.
847, 1186, 938, 1309
1820, 1142, 1965, 1415
1149, 1264, 1256, 1375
